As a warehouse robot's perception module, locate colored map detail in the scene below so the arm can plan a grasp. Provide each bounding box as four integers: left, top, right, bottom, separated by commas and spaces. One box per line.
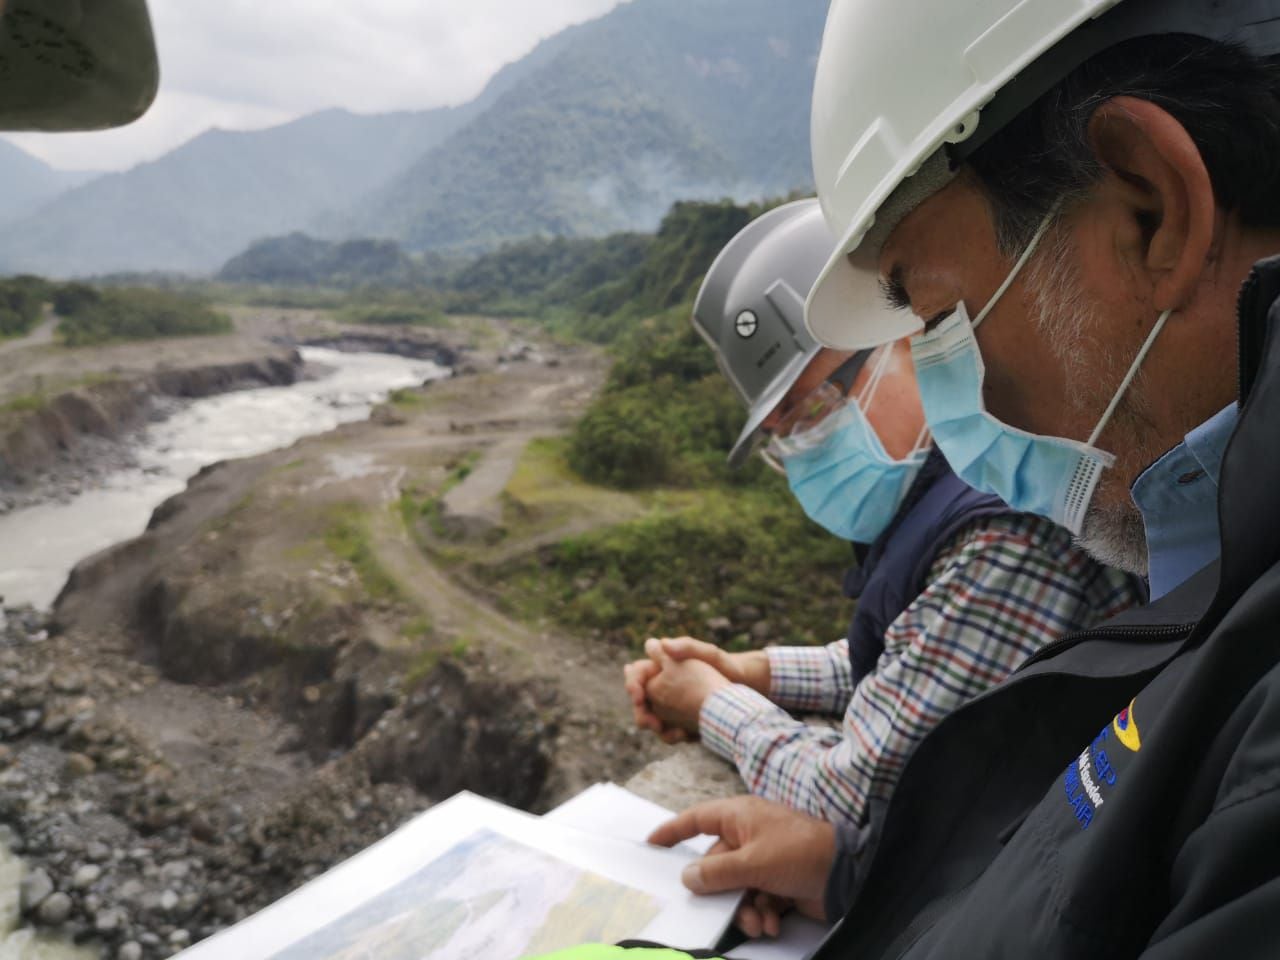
271, 829, 661, 960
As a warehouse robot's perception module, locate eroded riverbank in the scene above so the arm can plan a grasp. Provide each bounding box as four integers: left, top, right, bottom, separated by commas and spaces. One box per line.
0, 315, 663, 958
0, 347, 449, 610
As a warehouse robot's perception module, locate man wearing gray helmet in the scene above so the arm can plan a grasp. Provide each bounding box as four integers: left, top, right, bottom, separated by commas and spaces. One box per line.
623, 199, 1143, 838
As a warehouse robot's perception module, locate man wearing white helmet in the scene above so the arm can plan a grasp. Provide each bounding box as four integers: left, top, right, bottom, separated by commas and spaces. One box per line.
538, 0, 1280, 956
624, 199, 1141, 837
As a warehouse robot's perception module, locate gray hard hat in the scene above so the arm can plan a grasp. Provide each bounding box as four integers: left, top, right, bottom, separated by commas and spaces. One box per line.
694, 199, 870, 467
0, 0, 159, 131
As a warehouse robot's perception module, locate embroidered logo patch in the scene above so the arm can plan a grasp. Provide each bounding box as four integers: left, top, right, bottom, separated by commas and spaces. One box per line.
1062, 725, 1126, 831
1113, 698, 1142, 752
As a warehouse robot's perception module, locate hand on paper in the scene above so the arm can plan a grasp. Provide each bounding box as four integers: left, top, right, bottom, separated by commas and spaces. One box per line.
648, 796, 835, 937
624, 637, 769, 742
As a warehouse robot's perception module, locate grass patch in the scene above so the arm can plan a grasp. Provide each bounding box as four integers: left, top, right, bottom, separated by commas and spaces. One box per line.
0, 373, 123, 423
402, 634, 473, 689
398, 452, 482, 540
401, 615, 433, 641
337, 304, 452, 329
500, 437, 646, 539
483, 482, 851, 650
388, 388, 425, 408
324, 505, 403, 603
0, 393, 48, 415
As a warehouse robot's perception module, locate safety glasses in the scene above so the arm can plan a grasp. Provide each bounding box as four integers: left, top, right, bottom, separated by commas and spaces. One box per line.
757, 346, 890, 474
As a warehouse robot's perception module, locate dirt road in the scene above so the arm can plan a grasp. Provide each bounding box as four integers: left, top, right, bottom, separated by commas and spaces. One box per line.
0, 315, 665, 956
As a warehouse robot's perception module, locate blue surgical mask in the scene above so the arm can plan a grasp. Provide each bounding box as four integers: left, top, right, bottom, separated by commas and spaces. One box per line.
779, 357, 928, 542
910, 212, 1172, 534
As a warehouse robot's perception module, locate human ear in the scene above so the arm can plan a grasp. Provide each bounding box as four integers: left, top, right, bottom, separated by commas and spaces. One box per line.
1087, 96, 1216, 312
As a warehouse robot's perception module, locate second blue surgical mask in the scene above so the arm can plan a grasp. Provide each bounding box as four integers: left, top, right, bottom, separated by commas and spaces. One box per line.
780, 349, 928, 543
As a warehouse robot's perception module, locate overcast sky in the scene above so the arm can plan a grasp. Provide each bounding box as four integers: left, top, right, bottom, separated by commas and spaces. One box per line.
2, 0, 625, 172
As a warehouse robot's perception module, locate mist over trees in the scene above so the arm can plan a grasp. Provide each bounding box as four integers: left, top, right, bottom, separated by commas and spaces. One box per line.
0, 0, 826, 277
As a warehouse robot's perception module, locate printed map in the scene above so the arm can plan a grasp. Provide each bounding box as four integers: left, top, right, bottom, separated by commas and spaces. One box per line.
269, 829, 662, 960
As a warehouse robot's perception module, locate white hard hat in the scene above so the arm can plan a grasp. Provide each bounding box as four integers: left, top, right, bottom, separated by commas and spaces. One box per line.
805, 0, 1280, 351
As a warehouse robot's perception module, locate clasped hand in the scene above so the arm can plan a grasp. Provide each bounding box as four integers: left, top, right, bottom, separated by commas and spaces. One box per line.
623, 637, 770, 741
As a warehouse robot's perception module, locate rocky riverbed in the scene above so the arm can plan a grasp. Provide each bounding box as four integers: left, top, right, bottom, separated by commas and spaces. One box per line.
0, 313, 666, 957
0, 604, 429, 960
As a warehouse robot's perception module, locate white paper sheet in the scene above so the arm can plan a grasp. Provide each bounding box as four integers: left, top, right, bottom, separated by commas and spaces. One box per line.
546, 781, 717, 855
548, 783, 833, 960
729, 916, 831, 959
176, 791, 740, 959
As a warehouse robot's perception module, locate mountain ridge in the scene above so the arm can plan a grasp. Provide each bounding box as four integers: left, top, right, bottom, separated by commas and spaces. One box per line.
0, 0, 825, 276
0, 140, 99, 228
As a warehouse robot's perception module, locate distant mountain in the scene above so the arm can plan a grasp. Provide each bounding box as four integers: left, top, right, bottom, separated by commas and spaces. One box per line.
0, 0, 826, 276
0, 140, 98, 226
218, 233, 454, 288
0, 107, 473, 277
348, 0, 826, 251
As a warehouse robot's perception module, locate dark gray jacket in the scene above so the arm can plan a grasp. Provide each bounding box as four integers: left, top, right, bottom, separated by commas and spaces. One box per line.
816, 256, 1280, 959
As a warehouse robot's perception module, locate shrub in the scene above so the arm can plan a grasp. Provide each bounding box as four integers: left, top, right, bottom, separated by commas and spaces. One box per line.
491, 484, 850, 649
54, 287, 232, 346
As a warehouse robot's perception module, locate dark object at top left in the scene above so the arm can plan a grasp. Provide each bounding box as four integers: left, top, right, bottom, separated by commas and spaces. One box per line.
0, 0, 158, 131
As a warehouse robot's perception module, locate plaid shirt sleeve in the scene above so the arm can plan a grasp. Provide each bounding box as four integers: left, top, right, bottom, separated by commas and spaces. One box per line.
763, 639, 855, 715
698, 514, 1144, 827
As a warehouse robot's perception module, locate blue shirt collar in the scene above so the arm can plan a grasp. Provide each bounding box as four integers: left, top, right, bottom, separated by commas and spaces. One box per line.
1131, 403, 1238, 600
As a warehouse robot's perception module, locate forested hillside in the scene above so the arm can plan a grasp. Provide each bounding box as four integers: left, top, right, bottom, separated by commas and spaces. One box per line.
0, 0, 825, 276
353, 0, 826, 251
462, 196, 852, 647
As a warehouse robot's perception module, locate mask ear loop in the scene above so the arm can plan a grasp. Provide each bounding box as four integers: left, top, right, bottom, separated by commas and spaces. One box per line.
909, 422, 932, 457
856, 344, 893, 411
1086, 308, 1172, 447
972, 207, 1060, 329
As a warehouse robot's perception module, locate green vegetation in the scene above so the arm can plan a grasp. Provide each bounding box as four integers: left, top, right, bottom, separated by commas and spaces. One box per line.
500, 437, 647, 540
464, 197, 854, 649
0, 275, 51, 339
401, 615, 434, 641
399, 453, 481, 539
403, 635, 472, 689
437, 200, 762, 344
218, 233, 457, 289
53, 284, 232, 346
324, 506, 403, 603
336, 302, 450, 329
568, 304, 752, 489
388, 388, 424, 408
0, 392, 48, 415
491, 484, 849, 648
0, 372, 122, 425
209, 197, 779, 347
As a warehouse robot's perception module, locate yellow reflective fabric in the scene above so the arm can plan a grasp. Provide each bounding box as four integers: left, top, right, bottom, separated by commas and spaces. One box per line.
524, 947, 724, 960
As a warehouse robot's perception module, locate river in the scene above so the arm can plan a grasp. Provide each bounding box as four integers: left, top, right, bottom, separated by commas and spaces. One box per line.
0, 347, 449, 612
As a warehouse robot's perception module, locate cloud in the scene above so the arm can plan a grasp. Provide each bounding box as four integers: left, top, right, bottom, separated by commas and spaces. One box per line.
2, 0, 625, 171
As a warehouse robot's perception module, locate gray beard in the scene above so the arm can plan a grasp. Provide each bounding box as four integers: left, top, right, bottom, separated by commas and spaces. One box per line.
1077, 497, 1149, 576
1026, 225, 1153, 576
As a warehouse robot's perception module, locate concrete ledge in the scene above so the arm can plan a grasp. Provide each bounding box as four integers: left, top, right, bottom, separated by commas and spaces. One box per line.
624, 744, 745, 811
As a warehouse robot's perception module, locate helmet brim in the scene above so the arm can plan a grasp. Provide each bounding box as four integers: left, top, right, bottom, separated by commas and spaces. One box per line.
726, 344, 821, 468
806, 235, 923, 351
